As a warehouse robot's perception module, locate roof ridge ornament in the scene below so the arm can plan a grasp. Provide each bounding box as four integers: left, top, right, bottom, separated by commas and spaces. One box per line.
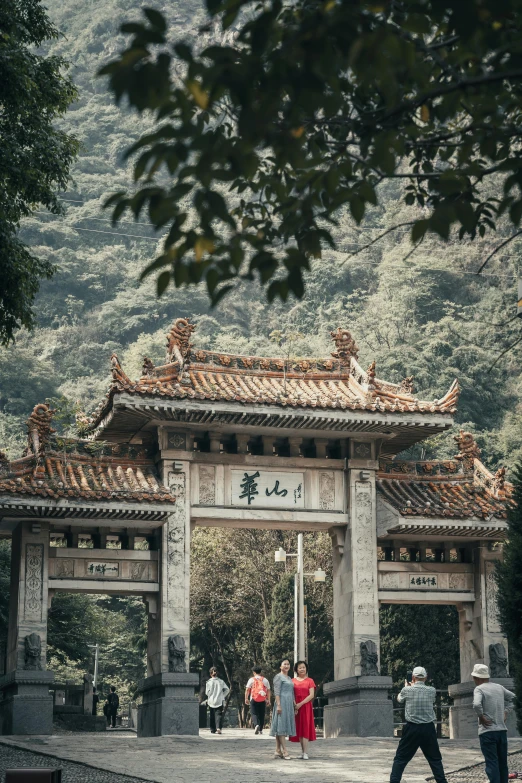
25, 403, 56, 459
454, 429, 481, 471
330, 327, 359, 363
400, 376, 415, 395
166, 317, 196, 367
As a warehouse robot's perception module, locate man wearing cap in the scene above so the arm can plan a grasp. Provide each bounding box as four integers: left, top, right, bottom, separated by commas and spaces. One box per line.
472, 663, 514, 783
390, 666, 448, 783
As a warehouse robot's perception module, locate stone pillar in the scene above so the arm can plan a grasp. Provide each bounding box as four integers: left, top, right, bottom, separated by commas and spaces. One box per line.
140, 462, 198, 736
324, 451, 393, 737
0, 520, 54, 735
449, 545, 518, 738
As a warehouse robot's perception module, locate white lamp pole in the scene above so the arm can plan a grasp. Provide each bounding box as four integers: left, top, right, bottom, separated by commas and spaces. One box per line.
297, 533, 305, 660
275, 535, 326, 662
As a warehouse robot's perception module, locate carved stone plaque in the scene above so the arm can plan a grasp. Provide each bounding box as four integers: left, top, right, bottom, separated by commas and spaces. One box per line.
25, 544, 44, 621
353, 442, 372, 459
485, 560, 501, 633
130, 562, 149, 580
199, 465, 216, 506
54, 559, 74, 578
354, 482, 375, 626
86, 562, 119, 577
319, 472, 335, 510
167, 432, 187, 450
231, 469, 304, 508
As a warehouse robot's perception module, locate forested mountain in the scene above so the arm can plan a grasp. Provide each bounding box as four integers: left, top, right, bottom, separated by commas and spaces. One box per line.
1, 0, 521, 703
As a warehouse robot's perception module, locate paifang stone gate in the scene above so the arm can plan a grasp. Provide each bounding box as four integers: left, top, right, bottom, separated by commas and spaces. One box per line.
0, 318, 516, 739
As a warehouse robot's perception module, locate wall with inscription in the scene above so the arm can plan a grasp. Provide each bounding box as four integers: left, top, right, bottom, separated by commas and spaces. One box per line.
231, 469, 304, 508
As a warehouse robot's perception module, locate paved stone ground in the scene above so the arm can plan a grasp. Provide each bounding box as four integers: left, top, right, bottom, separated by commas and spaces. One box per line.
0, 739, 149, 783
3, 731, 522, 783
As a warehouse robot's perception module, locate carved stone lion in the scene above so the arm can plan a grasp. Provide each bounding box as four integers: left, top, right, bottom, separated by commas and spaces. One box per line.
168, 634, 187, 673
24, 633, 42, 670
489, 642, 509, 678
360, 639, 379, 676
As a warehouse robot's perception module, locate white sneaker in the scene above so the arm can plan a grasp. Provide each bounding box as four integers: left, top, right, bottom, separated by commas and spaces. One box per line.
302, 753, 309, 760
255, 725, 260, 734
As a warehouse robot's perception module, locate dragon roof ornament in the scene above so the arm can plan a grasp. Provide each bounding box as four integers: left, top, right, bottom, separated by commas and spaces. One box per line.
330, 327, 359, 363
454, 429, 481, 470
166, 317, 196, 366
25, 404, 56, 459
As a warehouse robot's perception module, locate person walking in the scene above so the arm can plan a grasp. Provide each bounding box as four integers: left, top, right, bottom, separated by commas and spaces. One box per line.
107, 686, 119, 728
472, 663, 514, 783
270, 659, 296, 760
205, 666, 230, 735
390, 666, 448, 783
245, 666, 271, 734
290, 661, 316, 759
92, 685, 99, 716
103, 697, 110, 726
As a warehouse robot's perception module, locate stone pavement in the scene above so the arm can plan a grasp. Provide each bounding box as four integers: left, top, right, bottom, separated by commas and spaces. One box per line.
2, 730, 522, 783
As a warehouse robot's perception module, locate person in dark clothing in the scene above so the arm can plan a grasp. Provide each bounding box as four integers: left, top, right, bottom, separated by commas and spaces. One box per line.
92, 686, 99, 716
107, 686, 119, 728
390, 667, 448, 783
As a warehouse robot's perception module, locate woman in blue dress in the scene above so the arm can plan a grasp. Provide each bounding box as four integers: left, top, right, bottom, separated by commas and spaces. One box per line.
270, 659, 296, 759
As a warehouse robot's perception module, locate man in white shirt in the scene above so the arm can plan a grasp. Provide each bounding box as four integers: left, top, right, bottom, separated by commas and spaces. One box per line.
472, 663, 514, 783
245, 666, 271, 734
205, 666, 230, 734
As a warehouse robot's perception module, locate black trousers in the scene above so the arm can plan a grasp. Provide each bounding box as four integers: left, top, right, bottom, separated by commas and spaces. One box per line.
479, 730, 509, 783
209, 705, 224, 733
109, 708, 117, 728
250, 699, 266, 730
390, 722, 448, 783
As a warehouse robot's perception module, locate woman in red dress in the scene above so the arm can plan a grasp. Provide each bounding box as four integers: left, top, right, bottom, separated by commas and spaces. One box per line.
290, 661, 316, 759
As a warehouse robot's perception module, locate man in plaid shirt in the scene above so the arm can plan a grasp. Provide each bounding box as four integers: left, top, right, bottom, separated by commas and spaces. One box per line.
390, 666, 448, 783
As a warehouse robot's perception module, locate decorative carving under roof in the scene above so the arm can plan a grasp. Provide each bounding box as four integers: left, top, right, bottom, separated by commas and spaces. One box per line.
25, 404, 56, 458
330, 327, 359, 363
454, 430, 481, 469
166, 317, 195, 366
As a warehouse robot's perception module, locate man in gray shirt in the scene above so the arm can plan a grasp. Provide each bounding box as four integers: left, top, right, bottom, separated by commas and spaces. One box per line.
390, 666, 448, 783
472, 663, 515, 783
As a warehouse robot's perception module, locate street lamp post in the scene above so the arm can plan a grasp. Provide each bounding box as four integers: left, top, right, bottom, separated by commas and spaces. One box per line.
275, 533, 326, 661
88, 643, 99, 688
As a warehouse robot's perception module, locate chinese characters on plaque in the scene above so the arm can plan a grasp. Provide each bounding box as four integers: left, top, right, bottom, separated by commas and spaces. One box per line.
409, 575, 438, 588
87, 562, 119, 577
231, 470, 305, 508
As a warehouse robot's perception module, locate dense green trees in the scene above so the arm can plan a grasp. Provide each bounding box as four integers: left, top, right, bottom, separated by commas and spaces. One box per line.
103, 1, 522, 304
0, 0, 79, 344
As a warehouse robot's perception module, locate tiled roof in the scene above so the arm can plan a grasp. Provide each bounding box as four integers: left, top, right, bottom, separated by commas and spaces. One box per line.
0, 405, 175, 506
88, 318, 459, 429
377, 432, 512, 521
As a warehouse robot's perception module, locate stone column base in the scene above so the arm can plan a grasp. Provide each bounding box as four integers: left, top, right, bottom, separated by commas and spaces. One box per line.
0, 670, 54, 735
137, 672, 199, 737
323, 675, 394, 737
449, 678, 520, 739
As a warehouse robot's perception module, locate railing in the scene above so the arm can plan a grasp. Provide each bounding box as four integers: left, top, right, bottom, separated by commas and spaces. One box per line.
390, 688, 451, 738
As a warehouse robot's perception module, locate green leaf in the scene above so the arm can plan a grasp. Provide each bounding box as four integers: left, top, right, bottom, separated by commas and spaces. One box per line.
411, 219, 429, 243
156, 270, 171, 296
